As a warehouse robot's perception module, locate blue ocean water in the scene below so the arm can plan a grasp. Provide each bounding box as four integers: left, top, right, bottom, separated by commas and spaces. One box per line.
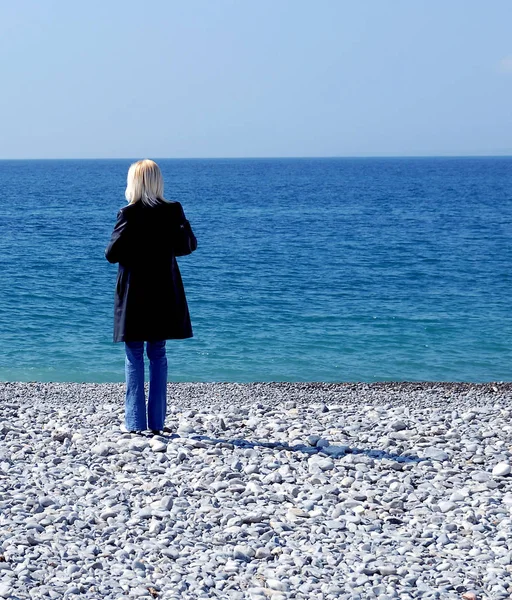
0, 157, 511, 383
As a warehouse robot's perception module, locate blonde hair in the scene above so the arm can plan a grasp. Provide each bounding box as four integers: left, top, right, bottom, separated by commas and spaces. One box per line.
125, 159, 166, 207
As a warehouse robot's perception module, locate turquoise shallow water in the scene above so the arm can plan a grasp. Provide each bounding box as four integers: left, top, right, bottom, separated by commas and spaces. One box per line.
0, 157, 511, 382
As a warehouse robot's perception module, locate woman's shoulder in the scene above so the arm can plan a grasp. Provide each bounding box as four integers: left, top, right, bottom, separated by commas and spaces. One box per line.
163, 199, 183, 209
119, 203, 140, 215
162, 200, 185, 217
147, 199, 183, 211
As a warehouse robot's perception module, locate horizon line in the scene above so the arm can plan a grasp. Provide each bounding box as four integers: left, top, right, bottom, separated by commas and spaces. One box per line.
1, 153, 512, 161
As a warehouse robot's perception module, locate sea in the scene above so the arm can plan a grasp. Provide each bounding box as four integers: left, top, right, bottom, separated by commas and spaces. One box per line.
0, 157, 511, 383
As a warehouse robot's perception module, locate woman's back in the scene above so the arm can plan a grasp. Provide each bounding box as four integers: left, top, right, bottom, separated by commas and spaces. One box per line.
107, 199, 186, 269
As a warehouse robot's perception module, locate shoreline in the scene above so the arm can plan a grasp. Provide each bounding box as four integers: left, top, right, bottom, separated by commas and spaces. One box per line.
1, 381, 511, 411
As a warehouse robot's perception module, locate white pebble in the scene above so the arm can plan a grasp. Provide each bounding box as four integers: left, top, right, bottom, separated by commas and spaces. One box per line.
492, 461, 511, 477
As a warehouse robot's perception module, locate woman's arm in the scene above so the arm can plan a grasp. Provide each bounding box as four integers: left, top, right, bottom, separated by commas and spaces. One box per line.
173, 203, 197, 257
105, 209, 130, 264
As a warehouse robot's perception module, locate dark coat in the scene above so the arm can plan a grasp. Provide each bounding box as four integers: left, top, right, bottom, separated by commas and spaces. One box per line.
105, 200, 196, 343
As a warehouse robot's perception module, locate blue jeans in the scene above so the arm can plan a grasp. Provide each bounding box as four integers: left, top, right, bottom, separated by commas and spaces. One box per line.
125, 341, 167, 431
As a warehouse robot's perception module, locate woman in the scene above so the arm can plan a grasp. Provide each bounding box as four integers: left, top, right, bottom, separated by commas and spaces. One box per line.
105, 159, 197, 435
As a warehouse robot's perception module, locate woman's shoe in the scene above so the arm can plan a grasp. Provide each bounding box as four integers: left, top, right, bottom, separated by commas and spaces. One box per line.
151, 426, 172, 435
121, 424, 144, 435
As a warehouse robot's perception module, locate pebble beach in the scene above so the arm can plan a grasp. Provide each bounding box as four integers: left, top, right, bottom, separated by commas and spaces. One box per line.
1, 381, 511, 600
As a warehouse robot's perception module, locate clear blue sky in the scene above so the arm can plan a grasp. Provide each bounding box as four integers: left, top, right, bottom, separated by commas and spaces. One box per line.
1, 0, 511, 158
